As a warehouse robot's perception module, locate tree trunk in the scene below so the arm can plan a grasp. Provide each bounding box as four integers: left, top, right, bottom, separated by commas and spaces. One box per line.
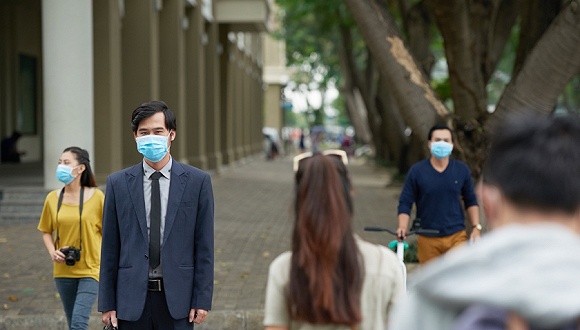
398, 0, 435, 76
514, 0, 562, 75
485, 0, 521, 82
492, 0, 580, 127
426, 0, 519, 177
375, 76, 422, 173
336, 24, 373, 144
428, 0, 487, 119
343, 87, 372, 144
343, 0, 449, 147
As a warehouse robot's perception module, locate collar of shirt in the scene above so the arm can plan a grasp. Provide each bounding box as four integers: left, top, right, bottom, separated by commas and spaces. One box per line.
142, 157, 172, 179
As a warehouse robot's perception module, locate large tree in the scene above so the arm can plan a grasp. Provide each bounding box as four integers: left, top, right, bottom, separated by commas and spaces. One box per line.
492, 0, 580, 127
276, 0, 580, 176
344, 0, 580, 176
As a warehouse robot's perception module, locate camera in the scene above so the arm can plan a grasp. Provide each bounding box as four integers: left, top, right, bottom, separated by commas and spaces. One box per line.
59, 247, 81, 266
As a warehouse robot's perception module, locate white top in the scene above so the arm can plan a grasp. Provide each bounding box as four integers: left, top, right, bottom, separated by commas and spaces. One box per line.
264, 235, 404, 330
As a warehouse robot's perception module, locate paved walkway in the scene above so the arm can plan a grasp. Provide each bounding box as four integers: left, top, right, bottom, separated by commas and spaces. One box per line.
0, 155, 405, 329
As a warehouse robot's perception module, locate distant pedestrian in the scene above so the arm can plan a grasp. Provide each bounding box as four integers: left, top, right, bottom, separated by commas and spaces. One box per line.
38, 146, 104, 330
1, 130, 26, 163
298, 131, 305, 153
396, 124, 480, 264
264, 150, 404, 329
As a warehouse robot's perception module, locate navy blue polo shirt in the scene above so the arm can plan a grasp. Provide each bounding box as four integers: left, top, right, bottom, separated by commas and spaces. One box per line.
397, 159, 478, 236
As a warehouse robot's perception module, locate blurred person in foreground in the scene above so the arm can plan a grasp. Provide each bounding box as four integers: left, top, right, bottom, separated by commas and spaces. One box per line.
389, 113, 580, 330
38, 147, 104, 330
264, 150, 404, 330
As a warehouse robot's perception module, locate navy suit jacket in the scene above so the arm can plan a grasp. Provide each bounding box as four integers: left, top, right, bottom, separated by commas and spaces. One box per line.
98, 160, 214, 320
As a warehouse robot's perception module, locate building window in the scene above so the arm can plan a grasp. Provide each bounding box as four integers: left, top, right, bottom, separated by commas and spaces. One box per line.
18, 54, 37, 134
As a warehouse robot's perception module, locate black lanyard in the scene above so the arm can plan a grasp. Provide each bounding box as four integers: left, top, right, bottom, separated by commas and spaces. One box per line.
55, 187, 84, 251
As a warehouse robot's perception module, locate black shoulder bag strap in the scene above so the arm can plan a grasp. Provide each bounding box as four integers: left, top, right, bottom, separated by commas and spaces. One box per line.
55, 187, 84, 251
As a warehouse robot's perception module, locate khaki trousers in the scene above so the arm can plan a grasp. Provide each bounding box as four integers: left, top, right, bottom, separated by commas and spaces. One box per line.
417, 230, 467, 264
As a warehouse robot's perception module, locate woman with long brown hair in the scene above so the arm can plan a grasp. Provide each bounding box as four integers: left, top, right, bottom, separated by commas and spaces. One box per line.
264, 152, 404, 330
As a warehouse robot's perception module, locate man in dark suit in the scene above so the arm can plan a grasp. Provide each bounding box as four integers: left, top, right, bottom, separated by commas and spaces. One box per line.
99, 101, 214, 329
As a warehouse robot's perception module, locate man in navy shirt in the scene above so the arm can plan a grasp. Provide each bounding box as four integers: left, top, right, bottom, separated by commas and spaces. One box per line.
396, 124, 480, 264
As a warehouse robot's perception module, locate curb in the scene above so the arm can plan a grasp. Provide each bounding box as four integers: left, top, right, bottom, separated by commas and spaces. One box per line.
0, 309, 265, 330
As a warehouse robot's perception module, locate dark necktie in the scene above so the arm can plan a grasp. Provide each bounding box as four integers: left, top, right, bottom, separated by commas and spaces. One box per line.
149, 171, 162, 268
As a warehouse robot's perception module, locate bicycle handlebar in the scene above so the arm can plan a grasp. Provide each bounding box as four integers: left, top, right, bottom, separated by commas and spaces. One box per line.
364, 226, 439, 237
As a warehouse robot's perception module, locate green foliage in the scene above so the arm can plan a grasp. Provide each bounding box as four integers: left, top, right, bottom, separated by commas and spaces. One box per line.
387, 239, 418, 263
284, 109, 309, 128
431, 78, 452, 103
330, 94, 351, 127
274, 0, 365, 100
275, 0, 366, 130
404, 240, 419, 263
559, 75, 580, 113
487, 21, 520, 107
274, 0, 346, 82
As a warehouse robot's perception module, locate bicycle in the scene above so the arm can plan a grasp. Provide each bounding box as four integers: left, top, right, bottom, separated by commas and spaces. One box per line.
364, 218, 438, 292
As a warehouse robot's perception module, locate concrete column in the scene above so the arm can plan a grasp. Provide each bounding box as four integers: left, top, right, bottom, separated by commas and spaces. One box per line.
121, 0, 160, 168
205, 21, 222, 172
253, 34, 265, 154
252, 68, 261, 154
219, 29, 235, 166
159, 0, 186, 163
42, 0, 93, 190
0, 2, 16, 137
185, 5, 207, 169
243, 54, 252, 157
248, 65, 257, 154
93, 0, 123, 182
255, 64, 265, 153
233, 48, 245, 160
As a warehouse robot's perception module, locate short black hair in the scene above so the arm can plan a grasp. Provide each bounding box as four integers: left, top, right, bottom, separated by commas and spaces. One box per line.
131, 100, 177, 133
483, 113, 580, 214
428, 124, 453, 141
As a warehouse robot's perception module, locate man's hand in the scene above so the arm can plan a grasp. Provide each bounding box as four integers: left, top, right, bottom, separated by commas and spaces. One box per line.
469, 228, 481, 243
397, 213, 410, 240
101, 310, 118, 328
396, 227, 407, 241
190, 308, 208, 324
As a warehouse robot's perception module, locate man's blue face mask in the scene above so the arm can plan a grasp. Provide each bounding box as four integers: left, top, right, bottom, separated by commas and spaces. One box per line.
430, 141, 453, 159
136, 132, 171, 163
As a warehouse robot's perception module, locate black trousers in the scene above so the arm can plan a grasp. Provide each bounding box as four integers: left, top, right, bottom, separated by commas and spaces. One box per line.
117, 289, 193, 330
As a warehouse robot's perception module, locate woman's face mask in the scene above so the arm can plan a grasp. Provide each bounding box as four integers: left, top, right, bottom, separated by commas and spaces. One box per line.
430, 141, 453, 159
56, 164, 78, 185
136, 132, 171, 163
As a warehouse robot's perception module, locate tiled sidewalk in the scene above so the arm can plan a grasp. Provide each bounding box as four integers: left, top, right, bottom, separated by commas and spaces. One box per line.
0, 156, 403, 329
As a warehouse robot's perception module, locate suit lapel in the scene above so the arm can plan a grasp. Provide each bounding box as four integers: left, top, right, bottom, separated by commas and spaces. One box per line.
164, 161, 187, 243
126, 164, 149, 243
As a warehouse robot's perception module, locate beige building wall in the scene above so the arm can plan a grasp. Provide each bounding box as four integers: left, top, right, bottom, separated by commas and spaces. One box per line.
263, 33, 288, 131
0, 0, 284, 187
0, 1, 43, 163
93, 0, 123, 183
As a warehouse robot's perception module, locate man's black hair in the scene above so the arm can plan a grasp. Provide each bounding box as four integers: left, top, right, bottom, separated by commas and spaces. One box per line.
482, 113, 580, 214
131, 100, 177, 133
428, 124, 453, 141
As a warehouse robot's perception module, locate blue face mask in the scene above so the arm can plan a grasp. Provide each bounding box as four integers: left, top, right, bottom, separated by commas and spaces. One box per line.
56, 164, 78, 185
136, 132, 171, 163
430, 141, 453, 159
